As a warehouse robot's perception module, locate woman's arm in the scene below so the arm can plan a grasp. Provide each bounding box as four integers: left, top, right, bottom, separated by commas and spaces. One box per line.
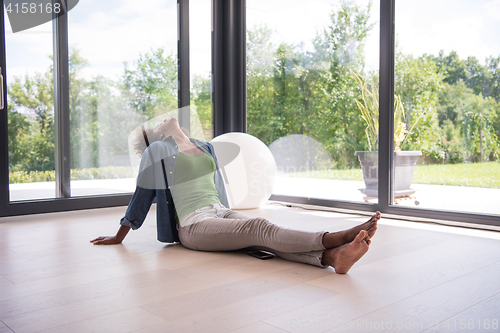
90, 225, 131, 245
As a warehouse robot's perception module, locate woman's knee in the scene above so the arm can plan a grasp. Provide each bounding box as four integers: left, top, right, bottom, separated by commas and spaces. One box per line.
244, 217, 275, 233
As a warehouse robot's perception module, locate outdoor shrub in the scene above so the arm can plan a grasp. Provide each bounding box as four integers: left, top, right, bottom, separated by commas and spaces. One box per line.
445, 141, 467, 164
9, 170, 55, 183
10, 166, 134, 184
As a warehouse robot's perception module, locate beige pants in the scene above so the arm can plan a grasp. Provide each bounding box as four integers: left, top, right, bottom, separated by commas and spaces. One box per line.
178, 203, 328, 268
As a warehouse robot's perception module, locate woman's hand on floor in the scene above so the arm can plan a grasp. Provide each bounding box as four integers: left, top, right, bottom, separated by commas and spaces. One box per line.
90, 235, 122, 245
91, 225, 131, 245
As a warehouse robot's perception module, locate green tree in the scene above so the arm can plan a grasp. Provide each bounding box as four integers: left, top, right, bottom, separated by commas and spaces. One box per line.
7, 107, 30, 169
8, 71, 55, 171
486, 55, 500, 102
395, 53, 443, 159
323, 0, 373, 69
190, 74, 212, 139
437, 81, 474, 126
318, 61, 367, 167
427, 51, 500, 101
465, 56, 491, 97
121, 48, 177, 119
462, 95, 499, 162
272, 42, 321, 139
426, 50, 467, 86
246, 25, 276, 144
317, 0, 374, 167
436, 81, 499, 163
8, 71, 53, 134
64, 48, 92, 169
68, 48, 90, 113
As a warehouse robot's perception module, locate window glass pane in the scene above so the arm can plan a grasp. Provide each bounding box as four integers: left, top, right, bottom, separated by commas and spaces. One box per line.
68, 0, 178, 197
6, 13, 55, 201
393, 0, 500, 215
190, 0, 213, 140
246, 0, 379, 203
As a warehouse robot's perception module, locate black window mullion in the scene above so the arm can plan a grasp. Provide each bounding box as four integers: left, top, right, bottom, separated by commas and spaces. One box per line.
212, 0, 246, 136
378, 0, 395, 212
178, 0, 190, 133
53, 0, 71, 198
0, 3, 8, 209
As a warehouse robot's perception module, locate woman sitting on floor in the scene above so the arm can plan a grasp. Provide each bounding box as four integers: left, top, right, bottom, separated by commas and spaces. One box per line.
91, 117, 379, 273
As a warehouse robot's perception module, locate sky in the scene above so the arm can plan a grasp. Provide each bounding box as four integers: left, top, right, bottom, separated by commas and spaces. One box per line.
395, 0, 500, 63
3, 0, 500, 84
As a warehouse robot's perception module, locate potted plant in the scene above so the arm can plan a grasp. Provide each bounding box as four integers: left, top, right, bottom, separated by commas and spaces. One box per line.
352, 71, 423, 200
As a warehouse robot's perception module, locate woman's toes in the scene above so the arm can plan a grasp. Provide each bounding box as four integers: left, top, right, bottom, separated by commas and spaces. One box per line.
334, 234, 370, 274
354, 230, 367, 243
367, 225, 377, 239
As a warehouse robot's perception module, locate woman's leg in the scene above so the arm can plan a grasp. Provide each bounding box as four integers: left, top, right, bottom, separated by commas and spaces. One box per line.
178, 206, 328, 267
178, 205, 379, 268
218, 209, 329, 267
220, 208, 379, 251
178, 215, 327, 254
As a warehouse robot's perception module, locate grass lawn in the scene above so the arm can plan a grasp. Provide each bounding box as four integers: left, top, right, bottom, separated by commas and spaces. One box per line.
288, 161, 500, 189
412, 162, 500, 188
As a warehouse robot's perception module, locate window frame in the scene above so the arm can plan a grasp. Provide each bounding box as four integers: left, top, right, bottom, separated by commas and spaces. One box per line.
0, 0, 189, 217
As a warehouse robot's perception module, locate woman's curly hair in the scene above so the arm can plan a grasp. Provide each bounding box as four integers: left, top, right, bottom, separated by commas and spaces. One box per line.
131, 125, 191, 157
131, 127, 160, 157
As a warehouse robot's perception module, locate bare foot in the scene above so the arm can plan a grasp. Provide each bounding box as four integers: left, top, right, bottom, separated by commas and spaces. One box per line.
322, 211, 380, 248
322, 230, 370, 274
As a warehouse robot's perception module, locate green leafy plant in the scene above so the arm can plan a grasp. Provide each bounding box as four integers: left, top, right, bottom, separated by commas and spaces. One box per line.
351, 70, 426, 151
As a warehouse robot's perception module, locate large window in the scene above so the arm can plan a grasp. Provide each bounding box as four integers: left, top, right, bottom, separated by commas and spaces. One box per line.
246, 0, 380, 204
393, 0, 500, 216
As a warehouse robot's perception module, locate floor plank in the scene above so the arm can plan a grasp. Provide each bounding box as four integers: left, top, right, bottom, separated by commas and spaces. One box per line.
227, 322, 289, 333
0, 277, 13, 288
36, 307, 166, 333
0, 321, 13, 333
423, 292, 500, 333
136, 283, 338, 333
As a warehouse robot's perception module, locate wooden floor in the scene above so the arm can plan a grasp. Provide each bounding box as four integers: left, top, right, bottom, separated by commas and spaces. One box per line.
1, 203, 500, 333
